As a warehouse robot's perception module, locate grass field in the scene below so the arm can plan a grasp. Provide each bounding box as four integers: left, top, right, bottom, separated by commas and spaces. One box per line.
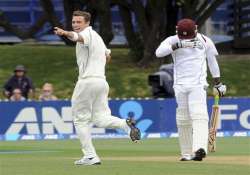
0, 45, 250, 99
0, 137, 249, 175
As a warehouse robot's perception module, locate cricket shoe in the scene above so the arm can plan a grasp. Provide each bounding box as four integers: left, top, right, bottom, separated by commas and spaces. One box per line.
180, 154, 192, 161
192, 148, 206, 161
126, 117, 141, 142
74, 156, 101, 165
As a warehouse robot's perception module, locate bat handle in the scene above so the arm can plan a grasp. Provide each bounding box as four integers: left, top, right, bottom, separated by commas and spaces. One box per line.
214, 95, 219, 105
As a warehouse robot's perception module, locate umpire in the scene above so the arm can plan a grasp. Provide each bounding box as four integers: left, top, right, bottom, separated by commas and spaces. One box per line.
3, 65, 34, 99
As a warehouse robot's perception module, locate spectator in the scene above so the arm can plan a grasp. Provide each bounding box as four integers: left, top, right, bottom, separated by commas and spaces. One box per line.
10, 88, 26, 101
3, 65, 34, 99
39, 83, 58, 101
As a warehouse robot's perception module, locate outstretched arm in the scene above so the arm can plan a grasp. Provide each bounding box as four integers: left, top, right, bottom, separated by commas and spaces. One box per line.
54, 27, 84, 43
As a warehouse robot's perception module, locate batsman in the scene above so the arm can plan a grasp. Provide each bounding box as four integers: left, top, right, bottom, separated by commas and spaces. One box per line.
155, 19, 226, 161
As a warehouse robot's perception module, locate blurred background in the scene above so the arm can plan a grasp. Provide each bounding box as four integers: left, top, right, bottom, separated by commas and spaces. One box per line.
0, 0, 234, 45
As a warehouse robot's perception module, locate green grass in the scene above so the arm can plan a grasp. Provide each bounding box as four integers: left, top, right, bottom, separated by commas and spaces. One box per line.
217, 55, 250, 97
0, 138, 249, 175
0, 45, 158, 99
0, 45, 249, 99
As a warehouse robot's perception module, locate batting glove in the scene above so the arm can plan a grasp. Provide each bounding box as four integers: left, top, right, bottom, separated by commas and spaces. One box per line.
176, 39, 202, 49
213, 82, 227, 97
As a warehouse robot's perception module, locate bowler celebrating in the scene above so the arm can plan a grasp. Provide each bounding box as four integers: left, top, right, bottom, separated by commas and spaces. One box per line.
54, 11, 140, 165
155, 19, 226, 161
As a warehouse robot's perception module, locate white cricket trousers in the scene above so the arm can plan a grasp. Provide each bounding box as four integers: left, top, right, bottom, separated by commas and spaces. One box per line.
174, 85, 209, 157
71, 77, 129, 158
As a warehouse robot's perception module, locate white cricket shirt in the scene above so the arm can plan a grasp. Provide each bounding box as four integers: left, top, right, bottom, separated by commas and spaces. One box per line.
155, 33, 220, 86
76, 26, 108, 79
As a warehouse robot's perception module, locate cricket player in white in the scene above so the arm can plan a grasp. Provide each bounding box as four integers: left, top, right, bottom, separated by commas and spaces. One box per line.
155, 19, 226, 161
54, 11, 140, 165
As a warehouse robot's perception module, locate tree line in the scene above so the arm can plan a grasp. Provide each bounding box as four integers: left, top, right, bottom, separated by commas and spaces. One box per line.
0, 0, 225, 66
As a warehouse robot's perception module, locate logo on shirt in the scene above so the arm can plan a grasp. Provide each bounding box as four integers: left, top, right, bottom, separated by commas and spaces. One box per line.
194, 39, 204, 50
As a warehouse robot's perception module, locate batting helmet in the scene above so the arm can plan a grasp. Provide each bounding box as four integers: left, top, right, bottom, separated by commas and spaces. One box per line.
176, 18, 197, 39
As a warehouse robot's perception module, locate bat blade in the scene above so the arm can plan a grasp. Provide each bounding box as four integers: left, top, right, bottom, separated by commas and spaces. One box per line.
208, 104, 220, 152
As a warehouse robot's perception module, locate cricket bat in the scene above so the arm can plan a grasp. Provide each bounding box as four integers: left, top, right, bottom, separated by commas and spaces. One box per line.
208, 95, 220, 152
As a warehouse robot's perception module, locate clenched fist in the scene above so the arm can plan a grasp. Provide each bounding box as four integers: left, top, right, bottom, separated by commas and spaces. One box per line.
54, 27, 67, 36
176, 39, 203, 49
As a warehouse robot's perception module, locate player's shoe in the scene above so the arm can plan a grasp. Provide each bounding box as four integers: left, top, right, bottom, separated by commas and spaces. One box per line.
180, 154, 192, 161
192, 148, 206, 161
74, 156, 101, 165
126, 117, 141, 142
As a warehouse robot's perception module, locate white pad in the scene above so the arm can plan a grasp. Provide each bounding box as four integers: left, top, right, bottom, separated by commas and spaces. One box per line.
192, 119, 208, 153
176, 108, 192, 156
189, 104, 209, 153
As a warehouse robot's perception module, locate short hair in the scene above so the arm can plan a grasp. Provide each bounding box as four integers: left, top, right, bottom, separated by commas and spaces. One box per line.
42, 83, 53, 91
73, 11, 91, 22
13, 88, 22, 94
